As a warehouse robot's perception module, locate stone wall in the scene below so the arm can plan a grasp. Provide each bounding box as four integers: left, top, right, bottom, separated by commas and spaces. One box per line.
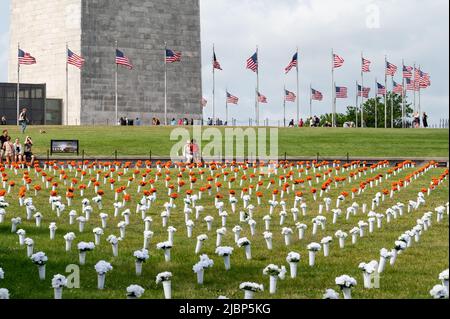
9, 0, 203, 126
80, 0, 203, 125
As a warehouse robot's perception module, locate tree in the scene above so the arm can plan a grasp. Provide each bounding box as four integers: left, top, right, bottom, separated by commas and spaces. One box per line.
358, 93, 413, 128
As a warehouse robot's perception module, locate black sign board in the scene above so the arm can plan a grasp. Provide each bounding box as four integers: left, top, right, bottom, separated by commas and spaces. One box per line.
51, 140, 79, 155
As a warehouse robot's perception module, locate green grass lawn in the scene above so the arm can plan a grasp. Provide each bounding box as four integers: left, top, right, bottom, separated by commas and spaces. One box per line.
2, 126, 449, 158
0, 162, 448, 299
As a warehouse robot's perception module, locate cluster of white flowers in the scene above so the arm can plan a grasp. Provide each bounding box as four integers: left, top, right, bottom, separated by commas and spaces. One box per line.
239, 282, 264, 292
237, 237, 251, 247
94, 260, 113, 274
215, 246, 234, 256
134, 249, 150, 262
439, 269, 449, 281
193, 254, 214, 273
156, 241, 173, 250
380, 248, 393, 259
358, 261, 378, 274
335, 275, 357, 288
430, 285, 448, 299
107, 235, 122, 245
263, 264, 286, 279
127, 285, 145, 298
197, 234, 208, 242
156, 272, 172, 284
63, 232, 76, 241
281, 227, 294, 235
322, 289, 339, 299
30, 252, 48, 265
77, 242, 95, 252
93, 228, 104, 235
51, 274, 68, 288
286, 252, 301, 263
335, 230, 348, 239
321, 236, 333, 244
0, 288, 9, 299
216, 228, 227, 235
307, 243, 321, 252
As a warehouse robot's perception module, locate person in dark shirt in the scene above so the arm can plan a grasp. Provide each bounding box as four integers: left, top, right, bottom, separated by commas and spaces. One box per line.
422, 113, 429, 128
0, 129, 9, 164
23, 136, 35, 166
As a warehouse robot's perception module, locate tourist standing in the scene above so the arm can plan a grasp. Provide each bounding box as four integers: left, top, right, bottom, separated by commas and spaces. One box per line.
13, 138, 24, 163
2, 136, 14, 165
19, 108, 29, 133
422, 113, 428, 128
23, 136, 35, 165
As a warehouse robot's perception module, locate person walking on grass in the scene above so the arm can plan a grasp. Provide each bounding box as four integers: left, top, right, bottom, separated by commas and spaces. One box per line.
19, 108, 29, 133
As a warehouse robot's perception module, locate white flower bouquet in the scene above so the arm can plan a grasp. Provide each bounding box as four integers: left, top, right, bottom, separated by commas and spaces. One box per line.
76, 216, 86, 233
359, 261, 378, 288
263, 264, 287, 294
430, 285, 448, 299
281, 227, 293, 246
296, 223, 307, 240
156, 272, 173, 299
237, 237, 252, 260
157, 241, 173, 262
31, 251, 48, 280
63, 232, 76, 251
93, 227, 104, 245
286, 252, 301, 278
77, 242, 95, 265
134, 249, 150, 276
143, 230, 154, 249
378, 248, 393, 273
335, 230, 348, 249
192, 254, 214, 285
335, 275, 357, 299
52, 274, 67, 299
195, 234, 208, 254
320, 236, 333, 257
95, 260, 113, 289
107, 235, 122, 257
239, 282, 264, 299
126, 285, 145, 299
204, 216, 214, 232
307, 242, 321, 266
11, 217, 22, 233
215, 246, 234, 270
439, 269, 449, 293
322, 289, 339, 299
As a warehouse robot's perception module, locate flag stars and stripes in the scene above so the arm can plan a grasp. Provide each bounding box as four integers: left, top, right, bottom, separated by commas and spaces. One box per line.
362, 58, 371, 73
213, 52, 222, 70
333, 54, 345, 68
246, 52, 258, 72
377, 82, 387, 95
285, 90, 296, 102
67, 49, 85, 69
335, 86, 348, 98
18, 49, 36, 65
227, 92, 239, 104
311, 89, 323, 101
403, 65, 413, 79
257, 92, 268, 103
358, 85, 371, 98
285, 52, 298, 74
166, 49, 182, 63
386, 61, 398, 76
116, 49, 133, 69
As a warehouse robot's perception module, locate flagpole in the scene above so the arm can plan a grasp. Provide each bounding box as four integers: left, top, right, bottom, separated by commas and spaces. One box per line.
212, 44, 216, 124
331, 49, 335, 127
374, 78, 378, 128
402, 59, 406, 128
413, 62, 416, 115
390, 76, 394, 128
164, 42, 168, 126
283, 86, 286, 127
225, 88, 228, 125
384, 55, 388, 129
296, 47, 299, 125
309, 84, 312, 119
256, 46, 259, 126
17, 43, 20, 126
355, 81, 359, 128
418, 65, 421, 125
361, 52, 364, 128
115, 41, 119, 126
66, 43, 69, 126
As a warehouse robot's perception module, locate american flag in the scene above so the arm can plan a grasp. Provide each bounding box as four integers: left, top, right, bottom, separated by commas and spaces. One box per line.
285, 90, 296, 102
311, 88, 323, 101
67, 49, 85, 69
358, 85, 371, 98
386, 61, 398, 76
419, 71, 431, 88
285, 52, 298, 74
377, 82, 386, 95
166, 49, 182, 63
227, 92, 239, 104
393, 81, 404, 94
362, 57, 371, 73
335, 86, 348, 98
403, 65, 413, 79
333, 54, 345, 68
116, 49, 133, 69
406, 78, 417, 91
201, 97, 208, 107
18, 49, 36, 65
246, 52, 258, 72
257, 92, 268, 103
213, 52, 222, 70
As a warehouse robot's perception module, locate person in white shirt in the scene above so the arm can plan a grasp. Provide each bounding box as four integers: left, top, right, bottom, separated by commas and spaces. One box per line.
13, 139, 24, 163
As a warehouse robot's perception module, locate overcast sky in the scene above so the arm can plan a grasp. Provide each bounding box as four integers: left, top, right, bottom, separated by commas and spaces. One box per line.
1, 0, 449, 125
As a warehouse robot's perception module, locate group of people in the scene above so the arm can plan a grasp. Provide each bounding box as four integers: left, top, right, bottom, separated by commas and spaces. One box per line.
183, 140, 200, 164
171, 118, 197, 126
413, 112, 429, 128
0, 129, 35, 165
